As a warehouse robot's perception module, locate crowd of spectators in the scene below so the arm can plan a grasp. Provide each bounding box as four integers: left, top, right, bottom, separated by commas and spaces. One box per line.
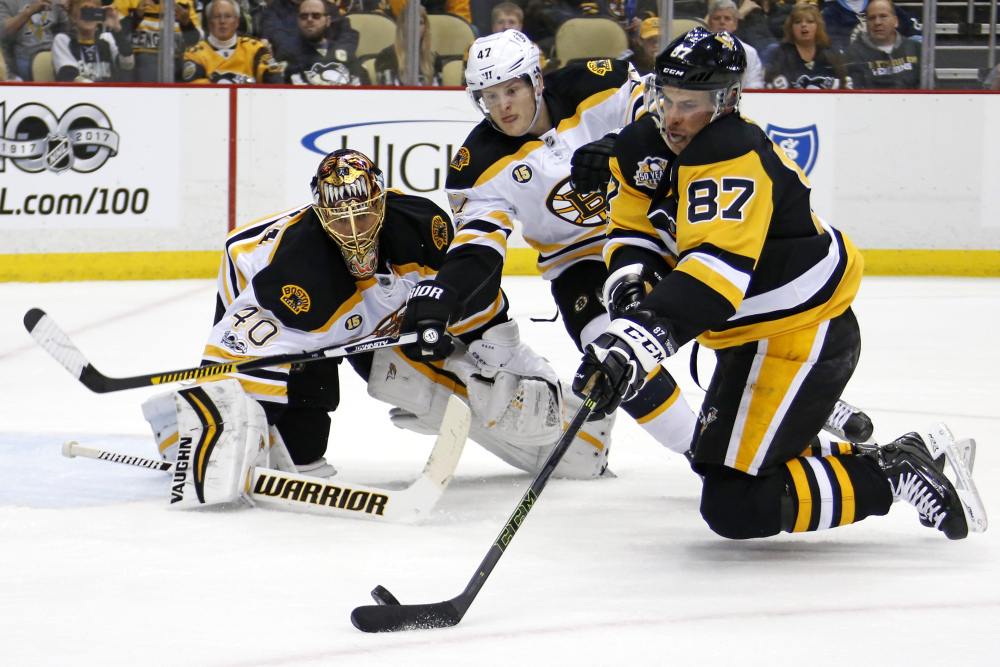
0, 0, 995, 88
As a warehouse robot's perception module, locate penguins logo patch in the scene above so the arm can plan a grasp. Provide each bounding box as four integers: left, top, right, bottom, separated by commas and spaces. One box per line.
634, 156, 669, 190
451, 147, 471, 170
431, 215, 450, 250
280, 285, 311, 314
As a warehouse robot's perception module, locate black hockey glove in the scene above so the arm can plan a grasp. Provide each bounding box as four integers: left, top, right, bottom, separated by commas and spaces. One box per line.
570, 132, 617, 195
400, 281, 461, 361
602, 262, 667, 319
572, 310, 679, 421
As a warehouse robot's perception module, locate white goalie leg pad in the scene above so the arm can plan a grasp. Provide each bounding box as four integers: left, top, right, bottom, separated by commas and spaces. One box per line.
449, 320, 564, 448
368, 348, 457, 435
267, 426, 298, 474
465, 381, 615, 480
168, 379, 270, 509
141, 391, 181, 461
554, 380, 615, 479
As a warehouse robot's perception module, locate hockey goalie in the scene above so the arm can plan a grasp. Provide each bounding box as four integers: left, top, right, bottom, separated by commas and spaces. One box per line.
141, 149, 614, 511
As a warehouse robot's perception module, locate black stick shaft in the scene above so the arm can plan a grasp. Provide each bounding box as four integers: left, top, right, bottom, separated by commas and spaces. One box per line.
24, 307, 417, 393
350, 386, 601, 632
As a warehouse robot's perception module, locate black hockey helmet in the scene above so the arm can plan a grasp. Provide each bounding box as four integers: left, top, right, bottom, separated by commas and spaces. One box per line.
646, 27, 747, 135
653, 27, 746, 91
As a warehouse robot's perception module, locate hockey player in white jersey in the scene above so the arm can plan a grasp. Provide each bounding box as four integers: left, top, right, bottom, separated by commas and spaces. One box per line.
140, 149, 614, 509
400, 29, 701, 459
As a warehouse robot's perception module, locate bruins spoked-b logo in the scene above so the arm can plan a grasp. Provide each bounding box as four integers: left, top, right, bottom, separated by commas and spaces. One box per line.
0, 102, 120, 174
546, 176, 607, 227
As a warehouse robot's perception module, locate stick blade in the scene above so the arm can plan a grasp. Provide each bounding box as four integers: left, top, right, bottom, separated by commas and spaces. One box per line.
351, 600, 463, 633
23, 308, 91, 381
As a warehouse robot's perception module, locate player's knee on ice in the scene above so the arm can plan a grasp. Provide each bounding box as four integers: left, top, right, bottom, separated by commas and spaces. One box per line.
698, 464, 789, 539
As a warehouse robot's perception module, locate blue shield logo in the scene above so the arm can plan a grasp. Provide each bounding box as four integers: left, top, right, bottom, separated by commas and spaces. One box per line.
766, 124, 819, 176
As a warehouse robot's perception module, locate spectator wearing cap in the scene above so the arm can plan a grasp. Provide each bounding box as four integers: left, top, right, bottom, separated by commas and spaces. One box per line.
618, 15, 659, 75
706, 0, 765, 88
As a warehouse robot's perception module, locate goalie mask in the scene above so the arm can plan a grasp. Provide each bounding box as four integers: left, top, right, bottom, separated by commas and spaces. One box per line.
465, 29, 544, 136
646, 27, 746, 142
311, 149, 387, 279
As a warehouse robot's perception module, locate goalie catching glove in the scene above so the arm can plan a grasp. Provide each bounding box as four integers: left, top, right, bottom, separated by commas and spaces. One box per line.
569, 132, 617, 194
400, 281, 462, 361
573, 310, 680, 421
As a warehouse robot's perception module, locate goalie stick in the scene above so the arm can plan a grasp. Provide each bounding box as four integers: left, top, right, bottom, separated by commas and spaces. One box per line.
350, 385, 601, 632
23, 308, 418, 394
60, 395, 471, 522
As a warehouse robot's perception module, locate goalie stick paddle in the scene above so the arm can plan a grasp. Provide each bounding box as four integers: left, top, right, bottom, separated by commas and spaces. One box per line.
350, 385, 602, 632
59, 395, 469, 521
23, 308, 417, 394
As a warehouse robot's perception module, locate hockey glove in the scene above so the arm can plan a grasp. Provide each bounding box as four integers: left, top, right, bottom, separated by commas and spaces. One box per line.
602, 262, 665, 319
572, 310, 679, 421
569, 132, 617, 195
400, 281, 461, 361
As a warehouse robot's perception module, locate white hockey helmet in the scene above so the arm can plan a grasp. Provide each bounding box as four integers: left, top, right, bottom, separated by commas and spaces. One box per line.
465, 29, 543, 135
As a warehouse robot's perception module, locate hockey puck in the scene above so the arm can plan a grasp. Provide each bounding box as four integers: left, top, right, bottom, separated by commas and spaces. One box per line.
370, 585, 401, 606
62, 440, 78, 458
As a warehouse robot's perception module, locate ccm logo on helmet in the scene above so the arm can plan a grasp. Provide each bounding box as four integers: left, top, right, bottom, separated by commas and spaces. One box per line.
408, 284, 445, 300
660, 66, 686, 77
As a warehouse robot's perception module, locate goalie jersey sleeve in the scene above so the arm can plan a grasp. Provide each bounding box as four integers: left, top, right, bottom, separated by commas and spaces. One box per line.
441, 59, 645, 335
607, 112, 864, 348
204, 192, 453, 414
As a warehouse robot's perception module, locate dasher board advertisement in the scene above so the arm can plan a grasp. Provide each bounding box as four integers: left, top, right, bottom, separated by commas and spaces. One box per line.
0, 88, 181, 231
237, 88, 481, 221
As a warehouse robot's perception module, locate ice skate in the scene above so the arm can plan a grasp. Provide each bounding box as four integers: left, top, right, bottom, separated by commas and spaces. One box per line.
824, 399, 874, 443
917, 423, 987, 534
866, 426, 985, 539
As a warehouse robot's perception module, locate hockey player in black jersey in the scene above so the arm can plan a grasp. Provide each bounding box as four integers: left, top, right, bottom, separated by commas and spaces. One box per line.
401, 28, 702, 462
573, 28, 986, 540
140, 149, 614, 503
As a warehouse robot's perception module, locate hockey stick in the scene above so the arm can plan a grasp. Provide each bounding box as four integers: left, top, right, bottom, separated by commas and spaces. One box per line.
350, 385, 602, 632
60, 395, 471, 522
24, 308, 417, 394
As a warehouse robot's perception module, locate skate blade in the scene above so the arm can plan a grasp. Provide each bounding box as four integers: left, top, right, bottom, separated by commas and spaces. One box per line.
924, 423, 988, 534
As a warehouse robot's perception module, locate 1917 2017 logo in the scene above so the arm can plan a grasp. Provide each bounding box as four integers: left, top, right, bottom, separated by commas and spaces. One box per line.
0, 102, 120, 174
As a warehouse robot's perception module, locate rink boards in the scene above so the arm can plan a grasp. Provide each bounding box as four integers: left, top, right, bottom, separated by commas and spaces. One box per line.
1, 85, 997, 280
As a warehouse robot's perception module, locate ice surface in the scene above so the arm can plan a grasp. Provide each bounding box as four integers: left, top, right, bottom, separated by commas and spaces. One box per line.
1, 276, 998, 666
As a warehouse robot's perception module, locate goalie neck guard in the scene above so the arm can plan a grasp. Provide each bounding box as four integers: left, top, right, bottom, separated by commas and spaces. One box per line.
465, 29, 543, 136
647, 27, 747, 131
311, 149, 387, 279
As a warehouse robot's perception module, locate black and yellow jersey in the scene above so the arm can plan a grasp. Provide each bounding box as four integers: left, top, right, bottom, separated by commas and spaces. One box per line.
605, 113, 677, 274
182, 37, 281, 84
203, 191, 453, 406
114, 0, 202, 54
607, 111, 863, 349
442, 59, 645, 336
